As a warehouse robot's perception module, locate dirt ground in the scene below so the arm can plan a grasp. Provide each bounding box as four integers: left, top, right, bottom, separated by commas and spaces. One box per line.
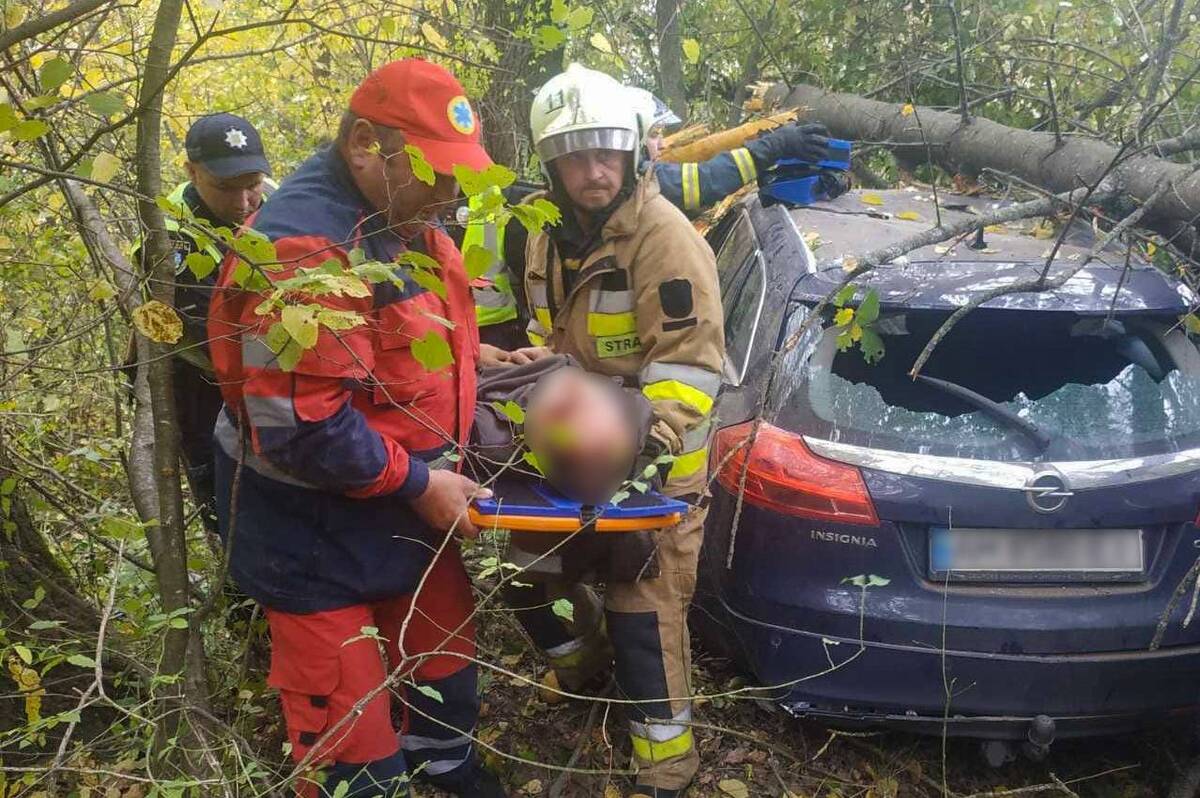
438, 611, 1193, 798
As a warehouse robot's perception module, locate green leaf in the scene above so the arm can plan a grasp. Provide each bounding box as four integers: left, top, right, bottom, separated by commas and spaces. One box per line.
281, 304, 319, 349
410, 330, 454, 372
510, 198, 562, 235
551, 598, 574, 622
565, 5, 593, 30
682, 38, 701, 64
410, 267, 447, 301
265, 322, 290, 354
184, 252, 216, 280
833, 284, 855, 307
405, 144, 436, 186
27, 620, 63, 631
492, 399, 525, 425
866, 574, 891, 587
1183, 314, 1200, 335
66, 654, 96, 669
396, 250, 442, 272
100, 516, 141, 540
10, 119, 49, 142
167, 617, 189, 629
855, 290, 880, 325
21, 585, 45, 610
416, 684, 444, 703
453, 164, 516, 197
83, 91, 124, 116
549, 0, 569, 23
464, 244, 495, 280
276, 340, 303, 371
38, 57, 72, 92
0, 103, 17, 133
522, 450, 544, 475
533, 24, 567, 51
317, 309, 365, 331
859, 328, 885, 364
14, 644, 32, 665
331, 780, 351, 798
590, 32, 613, 53
231, 230, 277, 265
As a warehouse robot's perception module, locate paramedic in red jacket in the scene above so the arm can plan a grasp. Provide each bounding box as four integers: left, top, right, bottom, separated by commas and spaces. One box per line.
208, 59, 507, 798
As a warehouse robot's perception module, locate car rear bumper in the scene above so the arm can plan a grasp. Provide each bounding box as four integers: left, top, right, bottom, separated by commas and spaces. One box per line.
711, 595, 1200, 739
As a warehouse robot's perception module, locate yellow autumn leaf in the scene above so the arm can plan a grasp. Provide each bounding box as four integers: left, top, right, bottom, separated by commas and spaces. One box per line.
91, 151, 121, 183
860, 193, 884, 206
590, 32, 613, 53
850, 323, 863, 342
896, 210, 922, 221
132, 300, 183, 344
603, 786, 621, 798
421, 22, 448, 50
901, 103, 915, 117
87, 280, 116, 301
1030, 219, 1057, 239
841, 255, 860, 273
718, 779, 750, 798
1147, 241, 1158, 257
834, 308, 855, 326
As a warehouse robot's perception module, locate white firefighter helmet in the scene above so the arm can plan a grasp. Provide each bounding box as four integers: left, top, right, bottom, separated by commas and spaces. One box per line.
530, 63, 640, 169
627, 86, 682, 139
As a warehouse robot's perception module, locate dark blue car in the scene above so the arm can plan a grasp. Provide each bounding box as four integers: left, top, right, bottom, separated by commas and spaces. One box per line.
694, 188, 1200, 747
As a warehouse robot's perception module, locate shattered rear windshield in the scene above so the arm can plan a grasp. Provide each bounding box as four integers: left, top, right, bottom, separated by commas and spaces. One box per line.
777, 309, 1200, 461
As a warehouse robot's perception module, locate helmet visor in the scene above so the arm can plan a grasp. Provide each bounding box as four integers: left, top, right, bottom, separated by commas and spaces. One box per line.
537, 128, 638, 163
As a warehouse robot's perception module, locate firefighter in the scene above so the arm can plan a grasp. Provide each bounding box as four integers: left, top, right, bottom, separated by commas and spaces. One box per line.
207, 60, 506, 798
131, 113, 276, 533
627, 86, 834, 215
511, 63, 725, 798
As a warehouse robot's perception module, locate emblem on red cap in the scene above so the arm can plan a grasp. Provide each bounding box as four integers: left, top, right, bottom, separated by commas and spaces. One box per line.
447, 96, 476, 136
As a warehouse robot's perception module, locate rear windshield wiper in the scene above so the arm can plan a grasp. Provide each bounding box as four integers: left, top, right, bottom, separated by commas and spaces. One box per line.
914, 374, 1052, 454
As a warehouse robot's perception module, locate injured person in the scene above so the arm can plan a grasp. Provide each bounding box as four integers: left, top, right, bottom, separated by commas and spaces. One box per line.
471, 354, 653, 506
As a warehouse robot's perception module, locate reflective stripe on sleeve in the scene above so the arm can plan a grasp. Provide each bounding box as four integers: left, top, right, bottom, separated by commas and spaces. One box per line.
590, 287, 634, 314
681, 163, 701, 211
244, 395, 296, 428
731, 147, 757, 184
642, 381, 715, 415
535, 307, 553, 331
667, 446, 708, 480
587, 311, 637, 337
241, 334, 279, 369
640, 363, 722, 398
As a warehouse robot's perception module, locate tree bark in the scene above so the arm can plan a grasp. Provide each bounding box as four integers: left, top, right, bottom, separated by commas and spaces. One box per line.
769, 82, 1200, 231
132, 0, 212, 759
0, 0, 111, 52
655, 0, 686, 121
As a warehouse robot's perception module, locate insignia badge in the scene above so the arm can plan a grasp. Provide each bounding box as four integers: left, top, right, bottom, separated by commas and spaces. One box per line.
224, 128, 248, 149
447, 96, 476, 135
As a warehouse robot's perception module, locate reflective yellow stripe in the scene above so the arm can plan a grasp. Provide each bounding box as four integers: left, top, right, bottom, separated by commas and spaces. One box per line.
731, 147, 757, 184
528, 331, 547, 346
535, 307, 552, 330
681, 163, 700, 211
630, 729, 694, 763
587, 311, 637, 337
668, 446, 708, 480
642, 380, 715, 415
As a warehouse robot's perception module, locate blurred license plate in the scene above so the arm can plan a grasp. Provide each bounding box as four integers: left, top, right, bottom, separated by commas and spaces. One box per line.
929, 527, 1145, 582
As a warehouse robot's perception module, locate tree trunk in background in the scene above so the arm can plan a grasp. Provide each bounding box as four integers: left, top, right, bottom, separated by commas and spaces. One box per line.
132, 0, 211, 762
656, 0, 686, 121
770, 82, 1200, 233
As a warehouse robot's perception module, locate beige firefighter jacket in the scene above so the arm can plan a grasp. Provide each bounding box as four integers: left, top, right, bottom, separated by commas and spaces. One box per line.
524, 175, 725, 498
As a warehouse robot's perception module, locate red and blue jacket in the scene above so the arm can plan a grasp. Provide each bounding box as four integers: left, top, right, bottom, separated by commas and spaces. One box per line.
208, 145, 478, 612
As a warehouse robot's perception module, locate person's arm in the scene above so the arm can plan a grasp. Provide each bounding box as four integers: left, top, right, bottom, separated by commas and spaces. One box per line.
654, 151, 756, 216
233, 236, 427, 500
631, 211, 725, 485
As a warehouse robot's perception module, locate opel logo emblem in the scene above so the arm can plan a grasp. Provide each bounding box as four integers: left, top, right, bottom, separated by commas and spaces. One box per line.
1023, 470, 1073, 513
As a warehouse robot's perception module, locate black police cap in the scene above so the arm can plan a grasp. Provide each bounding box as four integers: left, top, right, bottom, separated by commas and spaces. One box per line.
184, 113, 271, 179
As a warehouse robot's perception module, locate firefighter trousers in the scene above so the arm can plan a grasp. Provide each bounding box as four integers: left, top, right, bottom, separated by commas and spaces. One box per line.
503, 507, 705, 791
267, 551, 480, 798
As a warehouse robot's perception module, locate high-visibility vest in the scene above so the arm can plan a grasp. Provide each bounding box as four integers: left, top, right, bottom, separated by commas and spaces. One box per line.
462, 188, 518, 328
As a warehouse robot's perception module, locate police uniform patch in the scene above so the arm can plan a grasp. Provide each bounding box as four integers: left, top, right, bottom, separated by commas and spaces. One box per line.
659, 278, 694, 318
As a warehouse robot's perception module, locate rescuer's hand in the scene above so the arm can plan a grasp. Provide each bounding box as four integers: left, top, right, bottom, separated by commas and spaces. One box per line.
749, 122, 832, 168
479, 343, 513, 367
507, 346, 554, 365
411, 470, 492, 539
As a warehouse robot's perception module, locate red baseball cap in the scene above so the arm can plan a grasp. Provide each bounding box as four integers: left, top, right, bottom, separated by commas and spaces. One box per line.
349, 58, 492, 174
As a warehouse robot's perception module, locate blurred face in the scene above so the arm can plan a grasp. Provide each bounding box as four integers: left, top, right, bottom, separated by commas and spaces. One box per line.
185, 162, 265, 226
526, 368, 637, 504
342, 118, 459, 236
553, 149, 627, 214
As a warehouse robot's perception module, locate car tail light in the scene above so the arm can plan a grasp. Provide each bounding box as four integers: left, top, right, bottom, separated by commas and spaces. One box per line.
713, 421, 879, 526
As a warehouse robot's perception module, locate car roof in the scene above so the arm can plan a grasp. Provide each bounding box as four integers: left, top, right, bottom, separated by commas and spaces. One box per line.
772, 189, 1194, 315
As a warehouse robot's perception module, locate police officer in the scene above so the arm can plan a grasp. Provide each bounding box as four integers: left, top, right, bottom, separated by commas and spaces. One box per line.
132, 113, 275, 532
512, 63, 725, 798
207, 60, 505, 798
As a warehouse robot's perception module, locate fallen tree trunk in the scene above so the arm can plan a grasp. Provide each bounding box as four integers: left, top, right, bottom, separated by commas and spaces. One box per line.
767, 83, 1200, 232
